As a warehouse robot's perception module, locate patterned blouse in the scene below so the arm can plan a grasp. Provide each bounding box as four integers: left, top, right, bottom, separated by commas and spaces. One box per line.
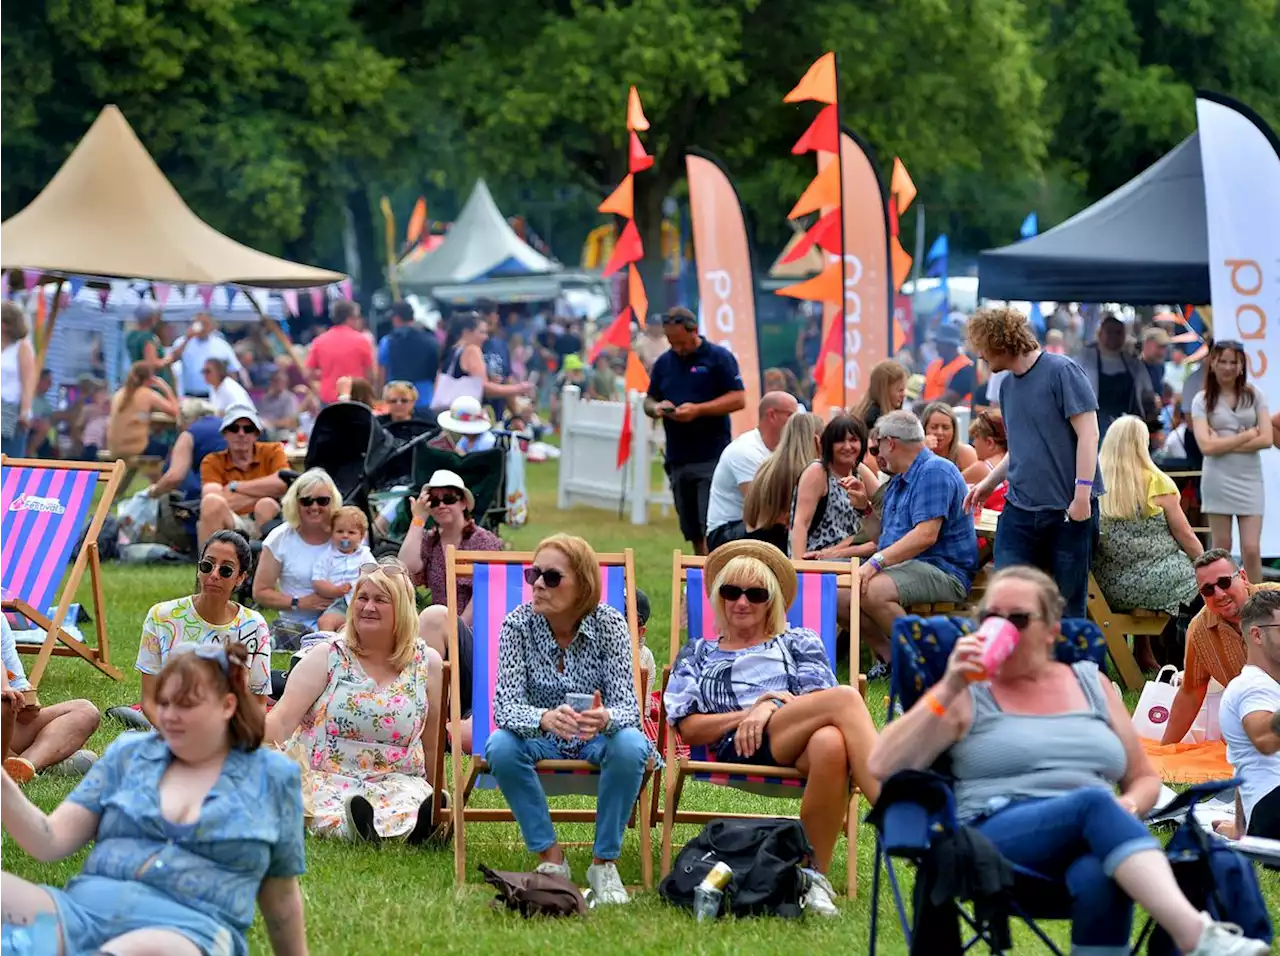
664, 627, 837, 726
413, 524, 504, 610
790, 462, 862, 555
136, 596, 271, 697
67, 732, 305, 956
493, 602, 643, 756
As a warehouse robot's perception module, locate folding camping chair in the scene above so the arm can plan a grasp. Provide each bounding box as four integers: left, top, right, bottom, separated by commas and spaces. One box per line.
441, 547, 655, 887
657, 552, 865, 898
1085, 572, 1160, 691
1, 457, 125, 686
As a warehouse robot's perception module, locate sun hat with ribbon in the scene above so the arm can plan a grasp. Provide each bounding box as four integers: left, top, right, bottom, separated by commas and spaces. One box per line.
437, 395, 492, 435
702, 540, 797, 610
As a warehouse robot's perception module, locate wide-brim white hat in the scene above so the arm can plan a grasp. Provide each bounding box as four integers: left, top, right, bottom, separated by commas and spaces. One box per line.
437, 395, 491, 435
426, 469, 475, 510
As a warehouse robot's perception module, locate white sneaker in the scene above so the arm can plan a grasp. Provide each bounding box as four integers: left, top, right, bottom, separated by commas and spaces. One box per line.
45, 749, 97, 777
1187, 912, 1270, 956
801, 868, 840, 917
535, 859, 572, 881
586, 862, 630, 905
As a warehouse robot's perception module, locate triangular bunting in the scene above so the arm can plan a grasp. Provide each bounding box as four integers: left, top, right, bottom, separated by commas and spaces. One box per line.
627, 264, 647, 321
781, 208, 842, 263
198, 284, 215, 308
153, 282, 171, 308
21, 269, 41, 290
626, 86, 650, 132
223, 285, 239, 310
777, 260, 843, 303
601, 220, 644, 277
98, 287, 111, 310
783, 52, 837, 105
598, 175, 635, 219
891, 157, 917, 214
309, 288, 325, 316
788, 161, 841, 219
68, 276, 86, 298
624, 346, 650, 394
628, 131, 654, 174
282, 289, 299, 316
589, 307, 634, 363
890, 235, 913, 291
109, 278, 130, 303
339, 278, 353, 300
791, 104, 839, 155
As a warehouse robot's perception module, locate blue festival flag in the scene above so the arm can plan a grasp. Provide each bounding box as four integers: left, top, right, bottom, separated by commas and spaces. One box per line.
1020, 211, 1038, 239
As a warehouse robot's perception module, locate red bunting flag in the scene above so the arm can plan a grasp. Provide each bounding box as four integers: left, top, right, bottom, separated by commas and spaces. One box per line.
781, 207, 842, 263
601, 220, 644, 276
791, 104, 839, 155
589, 307, 633, 363
628, 131, 654, 173
616, 402, 634, 469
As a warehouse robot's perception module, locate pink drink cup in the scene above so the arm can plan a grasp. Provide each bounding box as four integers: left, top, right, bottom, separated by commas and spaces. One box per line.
966, 616, 1021, 682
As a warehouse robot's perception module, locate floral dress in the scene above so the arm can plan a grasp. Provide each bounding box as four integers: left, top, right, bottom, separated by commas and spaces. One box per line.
290, 637, 433, 839
789, 461, 861, 555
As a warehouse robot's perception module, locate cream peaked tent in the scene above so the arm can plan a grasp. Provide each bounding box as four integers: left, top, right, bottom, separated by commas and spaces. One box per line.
396, 179, 558, 289
0, 105, 343, 287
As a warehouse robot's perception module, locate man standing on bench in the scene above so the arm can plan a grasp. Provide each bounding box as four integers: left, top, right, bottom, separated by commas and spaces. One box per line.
198, 405, 288, 546
1, 617, 100, 783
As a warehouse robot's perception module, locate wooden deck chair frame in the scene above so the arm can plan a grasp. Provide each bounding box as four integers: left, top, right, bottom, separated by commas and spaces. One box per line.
1085, 572, 1161, 691
657, 551, 864, 898
1, 456, 125, 686
440, 546, 654, 888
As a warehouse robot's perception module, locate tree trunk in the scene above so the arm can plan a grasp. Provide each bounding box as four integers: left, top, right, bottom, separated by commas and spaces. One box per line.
633, 172, 670, 316
344, 186, 381, 314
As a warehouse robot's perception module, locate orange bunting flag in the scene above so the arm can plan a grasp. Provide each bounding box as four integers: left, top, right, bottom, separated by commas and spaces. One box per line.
784, 52, 837, 105
406, 197, 427, 245
629, 131, 654, 173
781, 207, 842, 264
890, 234, 913, 291
598, 174, 634, 219
791, 104, 839, 155
777, 260, 843, 304
626, 86, 650, 132
601, 220, 644, 276
788, 161, 841, 219
589, 307, 634, 363
890, 157, 917, 215
624, 347, 650, 394
627, 263, 648, 320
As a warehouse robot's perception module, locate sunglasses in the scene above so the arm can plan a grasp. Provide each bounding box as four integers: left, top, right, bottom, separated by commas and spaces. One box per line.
719, 584, 771, 604
358, 559, 411, 579
524, 566, 564, 588
428, 491, 463, 507
979, 609, 1040, 631
198, 559, 238, 579
224, 424, 259, 435
298, 495, 331, 507
1213, 340, 1244, 352
1198, 572, 1239, 598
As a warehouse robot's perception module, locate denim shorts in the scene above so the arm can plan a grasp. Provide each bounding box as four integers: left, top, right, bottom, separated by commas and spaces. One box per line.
38, 875, 239, 956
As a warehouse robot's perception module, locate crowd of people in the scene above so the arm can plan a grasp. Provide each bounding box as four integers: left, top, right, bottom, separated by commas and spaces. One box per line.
2, 298, 1278, 955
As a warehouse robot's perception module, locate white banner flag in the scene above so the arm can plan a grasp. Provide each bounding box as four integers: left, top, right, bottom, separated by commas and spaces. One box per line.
1196, 93, 1280, 558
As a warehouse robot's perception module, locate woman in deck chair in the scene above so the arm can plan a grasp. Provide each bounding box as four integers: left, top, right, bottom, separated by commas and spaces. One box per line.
868, 565, 1269, 956
664, 540, 883, 917
486, 533, 651, 907
1, 642, 308, 956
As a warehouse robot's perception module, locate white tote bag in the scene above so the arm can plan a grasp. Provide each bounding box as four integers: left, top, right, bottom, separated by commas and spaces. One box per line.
1132, 665, 1180, 741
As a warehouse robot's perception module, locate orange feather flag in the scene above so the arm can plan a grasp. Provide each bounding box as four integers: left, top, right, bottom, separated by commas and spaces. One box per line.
624, 347, 650, 394
890, 157, 917, 215
890, 235, 913, 291
598, 175, 634, 219
626, 86, 650, 131
777, 260, 843, 303
629, 131, 654, 173
627, 264, 648, 321
602, 220, 644, 276
589, 307, 633, 363
788, 161, 841, 219
784, 52, 837, 105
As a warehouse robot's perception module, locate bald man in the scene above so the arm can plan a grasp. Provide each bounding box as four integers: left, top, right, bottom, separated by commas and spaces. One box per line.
706, 391, 800, 551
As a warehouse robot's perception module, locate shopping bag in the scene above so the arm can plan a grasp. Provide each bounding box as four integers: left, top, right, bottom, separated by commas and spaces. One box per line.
116, 491, 159, 546
1132, 665, 1180, 740
1189, 679, 1224, 743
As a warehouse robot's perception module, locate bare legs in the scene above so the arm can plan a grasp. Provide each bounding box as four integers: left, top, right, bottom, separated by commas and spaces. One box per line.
793, 727, 850, 872
1112, 849, 1216, 953
1208, 513, 1263, 586
10, 700, 100, 770
763, 685, 881, 804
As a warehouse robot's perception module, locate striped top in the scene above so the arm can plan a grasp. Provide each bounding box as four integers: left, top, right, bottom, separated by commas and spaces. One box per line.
948, 660, 1127, 822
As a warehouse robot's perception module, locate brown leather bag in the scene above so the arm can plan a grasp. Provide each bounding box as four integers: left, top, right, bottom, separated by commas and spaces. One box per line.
479, 865, 587, 918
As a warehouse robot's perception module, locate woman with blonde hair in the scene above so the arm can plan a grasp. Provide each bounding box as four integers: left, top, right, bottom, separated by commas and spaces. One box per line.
920, 401, 979, 471
743, 412, 824, 551
378, 381, 420, 424
267, 560, 444, 844
106, 360, 179, 458
851, 360, 908, 431
665, 540, 882, 916
0, 302, 36, 457
1096, 415, 1202, 669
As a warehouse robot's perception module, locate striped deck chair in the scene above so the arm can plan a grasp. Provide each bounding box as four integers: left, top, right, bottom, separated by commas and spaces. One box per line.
443, 547, 655, 888
657, 552, 865, 898
1, 457, 125, 685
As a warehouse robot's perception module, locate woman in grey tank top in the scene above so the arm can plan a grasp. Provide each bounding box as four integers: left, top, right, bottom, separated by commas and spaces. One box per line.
868, 567, 1270, 956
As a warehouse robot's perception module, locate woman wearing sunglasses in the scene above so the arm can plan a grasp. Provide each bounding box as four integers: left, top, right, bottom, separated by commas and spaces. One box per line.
378, 381, 420, 424
404, 470, 503, 753
135, 530, 272, 728
253, 468, 343, 650
869, 565, 1268, 956
485, 534, 651, 906
664, 540, 883, 917
267, 561, 444, 844
2, 641, 309, 956
1191, 340, 1272, 586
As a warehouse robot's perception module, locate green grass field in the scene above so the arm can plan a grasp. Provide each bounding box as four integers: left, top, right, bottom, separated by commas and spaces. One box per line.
4, 459, 1277, 954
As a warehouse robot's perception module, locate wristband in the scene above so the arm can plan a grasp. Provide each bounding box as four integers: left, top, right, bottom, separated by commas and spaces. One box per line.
1075, 478, 1093, 487
411, 516, 426, 529
923, 690, 947, 717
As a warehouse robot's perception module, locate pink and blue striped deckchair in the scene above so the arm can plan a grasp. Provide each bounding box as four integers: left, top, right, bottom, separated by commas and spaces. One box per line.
1, 457, 125, 686
658, 552, 864, 897
442, 547, 654, 888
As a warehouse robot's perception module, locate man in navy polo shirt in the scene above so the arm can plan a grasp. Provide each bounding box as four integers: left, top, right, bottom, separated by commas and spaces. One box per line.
645, 307, 746, 554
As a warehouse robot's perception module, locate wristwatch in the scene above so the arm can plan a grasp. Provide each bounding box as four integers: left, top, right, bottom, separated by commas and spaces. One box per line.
291, 596, 299, 611
228, 481, 239, 494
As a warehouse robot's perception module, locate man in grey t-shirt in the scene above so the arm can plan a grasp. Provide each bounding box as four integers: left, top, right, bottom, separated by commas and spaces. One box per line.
964, 307, 1102, 618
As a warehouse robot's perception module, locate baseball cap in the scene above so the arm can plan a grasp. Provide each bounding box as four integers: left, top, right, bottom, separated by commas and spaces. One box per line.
634, 589, 651, 627
219, 404, 264, 433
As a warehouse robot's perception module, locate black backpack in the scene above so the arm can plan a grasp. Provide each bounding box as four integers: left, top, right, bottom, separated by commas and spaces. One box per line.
658, 818, 814, 918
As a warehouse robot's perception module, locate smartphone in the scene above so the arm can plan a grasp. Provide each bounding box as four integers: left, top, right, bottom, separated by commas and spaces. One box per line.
565, 692, 595, 713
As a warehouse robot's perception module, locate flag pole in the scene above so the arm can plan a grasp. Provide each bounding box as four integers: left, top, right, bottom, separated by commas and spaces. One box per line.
832, 52, 848, 409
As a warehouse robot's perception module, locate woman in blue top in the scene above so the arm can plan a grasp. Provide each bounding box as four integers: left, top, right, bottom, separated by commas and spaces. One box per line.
869, 566, 1268, 956
664, 540, 882, 917
1, 642, 308, 956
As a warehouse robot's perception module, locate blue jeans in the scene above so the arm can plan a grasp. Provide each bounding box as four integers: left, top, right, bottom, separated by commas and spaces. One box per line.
974, 788, 1159, 954
485, 728, 650, 861
994, 499, 1099, 618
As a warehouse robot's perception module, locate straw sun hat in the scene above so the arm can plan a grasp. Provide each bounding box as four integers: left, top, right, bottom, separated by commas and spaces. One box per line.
702, 540, 797, 609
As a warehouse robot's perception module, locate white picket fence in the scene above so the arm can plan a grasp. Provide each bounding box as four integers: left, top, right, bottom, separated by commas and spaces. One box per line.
556, 384, 673, 524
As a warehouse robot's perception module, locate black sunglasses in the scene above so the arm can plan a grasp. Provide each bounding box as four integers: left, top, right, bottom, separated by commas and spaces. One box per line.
198, 559, 238, 579
298, 495, 331, 507
1198, 572, 1238, 598
979, 609, 1040, 631
719, 584, 770, 605
428, 491, 463, 507
1213, 340, 1244, 352
524, 566, 564, 588
224, 424, 259, 435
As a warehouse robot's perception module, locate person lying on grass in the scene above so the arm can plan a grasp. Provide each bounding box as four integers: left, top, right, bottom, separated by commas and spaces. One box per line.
664, 539, 882, 918
266, 559, 445, 845
1, 641, 309, 956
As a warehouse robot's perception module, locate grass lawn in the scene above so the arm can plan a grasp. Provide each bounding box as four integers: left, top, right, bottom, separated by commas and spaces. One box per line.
4, 458, 1277, 954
